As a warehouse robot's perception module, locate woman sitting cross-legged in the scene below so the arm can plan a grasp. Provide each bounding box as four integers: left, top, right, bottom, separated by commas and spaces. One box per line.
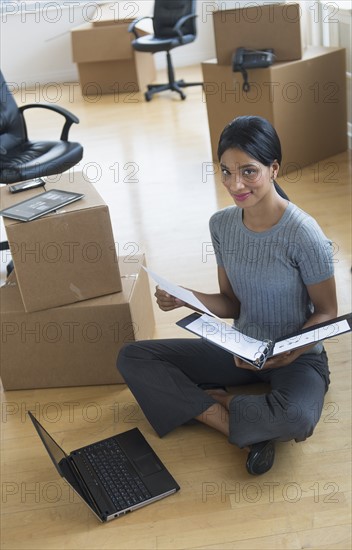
116, 116, 337, 475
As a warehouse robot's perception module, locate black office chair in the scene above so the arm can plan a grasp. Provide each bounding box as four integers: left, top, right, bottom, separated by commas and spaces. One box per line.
0, 71, 83, 183
129, 0, 203, 101
0, 70, 84, 273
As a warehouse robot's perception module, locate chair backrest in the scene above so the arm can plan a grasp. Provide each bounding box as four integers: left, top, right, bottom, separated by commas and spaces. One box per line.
0, 71, 26, 154
153, 0, 197, 38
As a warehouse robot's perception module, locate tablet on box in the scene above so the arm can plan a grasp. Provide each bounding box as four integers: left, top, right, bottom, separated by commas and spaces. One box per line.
0, 189, 84, 222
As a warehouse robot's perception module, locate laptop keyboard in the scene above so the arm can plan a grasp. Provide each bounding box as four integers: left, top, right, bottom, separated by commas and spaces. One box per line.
81, 438, 152, 511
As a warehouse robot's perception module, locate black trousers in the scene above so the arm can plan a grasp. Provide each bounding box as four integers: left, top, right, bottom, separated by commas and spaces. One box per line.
116, 338, 330, 448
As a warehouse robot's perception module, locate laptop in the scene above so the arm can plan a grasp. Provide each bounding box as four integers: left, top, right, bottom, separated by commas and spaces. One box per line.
28, 412, 180, 522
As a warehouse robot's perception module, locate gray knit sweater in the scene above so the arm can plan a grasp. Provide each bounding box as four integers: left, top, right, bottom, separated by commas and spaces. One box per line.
209, 202, 334, 350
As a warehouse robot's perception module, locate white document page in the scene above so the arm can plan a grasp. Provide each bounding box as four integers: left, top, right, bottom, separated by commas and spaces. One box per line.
186, 314, 268, 362
272, 319, 351, 355
142, 267, 218, 318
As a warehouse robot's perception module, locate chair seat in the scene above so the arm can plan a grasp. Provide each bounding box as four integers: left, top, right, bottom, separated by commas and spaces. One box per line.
132, 34, 195, 53
0, 140, 83, 183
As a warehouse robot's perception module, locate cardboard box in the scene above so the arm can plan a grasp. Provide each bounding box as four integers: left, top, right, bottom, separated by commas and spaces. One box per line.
213, 3, 303, 66
76, 58, 152, 96
72, 20, 134, 62
202, 47, 347, 173
0, 255, 155, 390
71, 19, 156, 95
1, 173, 122, 312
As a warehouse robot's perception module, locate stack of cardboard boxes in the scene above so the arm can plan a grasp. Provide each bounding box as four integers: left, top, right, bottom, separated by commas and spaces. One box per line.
0, 173, 155, 390
202, 3, 347, 173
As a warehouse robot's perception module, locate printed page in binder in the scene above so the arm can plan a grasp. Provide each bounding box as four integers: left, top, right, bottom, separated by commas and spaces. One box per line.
184, 313, 269, 363
272, 318, 351, 355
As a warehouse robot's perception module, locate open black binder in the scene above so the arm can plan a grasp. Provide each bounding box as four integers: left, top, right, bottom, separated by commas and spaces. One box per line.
177, 312, 352, 369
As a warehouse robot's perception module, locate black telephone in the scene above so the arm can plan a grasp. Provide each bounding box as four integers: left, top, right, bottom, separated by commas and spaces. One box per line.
232, 48, 275, 92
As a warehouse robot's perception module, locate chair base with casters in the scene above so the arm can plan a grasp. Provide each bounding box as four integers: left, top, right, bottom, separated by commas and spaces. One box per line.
144, 50, 203, 102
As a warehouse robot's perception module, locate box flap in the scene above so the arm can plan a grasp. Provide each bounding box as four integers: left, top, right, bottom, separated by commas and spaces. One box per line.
89, 2, 133, 27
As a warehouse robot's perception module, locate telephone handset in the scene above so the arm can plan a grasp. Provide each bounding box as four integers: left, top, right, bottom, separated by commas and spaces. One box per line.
232, 48, 275, 92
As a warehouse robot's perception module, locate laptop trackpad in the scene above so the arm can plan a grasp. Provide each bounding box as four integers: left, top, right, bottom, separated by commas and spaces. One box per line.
133, 453, 163, 477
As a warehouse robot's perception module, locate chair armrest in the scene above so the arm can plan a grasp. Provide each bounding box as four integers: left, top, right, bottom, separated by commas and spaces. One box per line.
174, 14, 197, 44
128, 16, 153, 39
19, 103, 80, 141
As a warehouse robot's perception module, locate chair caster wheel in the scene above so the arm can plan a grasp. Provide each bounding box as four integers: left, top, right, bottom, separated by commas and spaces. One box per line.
145, 92, 152, 102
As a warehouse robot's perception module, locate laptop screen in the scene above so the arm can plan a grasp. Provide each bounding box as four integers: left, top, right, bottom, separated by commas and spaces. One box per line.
28, 411, 67, 476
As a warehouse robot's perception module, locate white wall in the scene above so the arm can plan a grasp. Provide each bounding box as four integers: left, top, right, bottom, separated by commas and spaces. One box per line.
0, 0, 215, 85
0, 0, 285, 86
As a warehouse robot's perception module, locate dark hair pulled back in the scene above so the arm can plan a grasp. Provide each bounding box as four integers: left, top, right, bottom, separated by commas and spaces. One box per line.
217, 115, 282, 166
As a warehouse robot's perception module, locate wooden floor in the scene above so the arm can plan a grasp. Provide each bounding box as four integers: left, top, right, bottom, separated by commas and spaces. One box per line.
1, 66, 351, 550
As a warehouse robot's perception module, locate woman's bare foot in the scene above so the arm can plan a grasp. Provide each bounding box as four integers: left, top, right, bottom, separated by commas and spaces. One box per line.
203, 389, 250, 451
204, 388, 233, 410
